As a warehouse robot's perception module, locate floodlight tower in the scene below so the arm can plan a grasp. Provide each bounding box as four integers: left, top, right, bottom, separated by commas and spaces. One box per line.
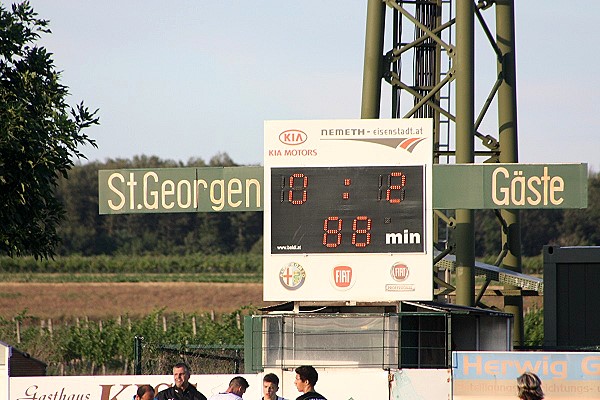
361, 0, 523, 345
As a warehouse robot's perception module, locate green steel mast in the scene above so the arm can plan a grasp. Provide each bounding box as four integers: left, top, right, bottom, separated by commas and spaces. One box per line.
361, 0, 523, 346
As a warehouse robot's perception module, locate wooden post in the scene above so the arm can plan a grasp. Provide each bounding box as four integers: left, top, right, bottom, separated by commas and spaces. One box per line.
14, 318, 21, 344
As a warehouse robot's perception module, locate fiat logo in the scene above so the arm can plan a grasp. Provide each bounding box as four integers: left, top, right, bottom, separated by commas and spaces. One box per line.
390, 262, 409, 282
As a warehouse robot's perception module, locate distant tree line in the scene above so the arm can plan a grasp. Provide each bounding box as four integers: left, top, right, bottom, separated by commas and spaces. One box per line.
53, 154, 600, 258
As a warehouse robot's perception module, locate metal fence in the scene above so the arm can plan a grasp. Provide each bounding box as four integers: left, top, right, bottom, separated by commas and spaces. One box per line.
134, 337, 244, 375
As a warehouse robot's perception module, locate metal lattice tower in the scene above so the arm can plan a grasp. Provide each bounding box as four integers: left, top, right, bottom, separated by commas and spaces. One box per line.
361, 0, 524, 345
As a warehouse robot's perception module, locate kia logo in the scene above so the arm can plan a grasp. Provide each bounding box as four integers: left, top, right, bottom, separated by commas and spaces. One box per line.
279, 130, 307, 145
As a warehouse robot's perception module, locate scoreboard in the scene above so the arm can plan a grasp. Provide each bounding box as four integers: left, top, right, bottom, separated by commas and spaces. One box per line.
264, 119, 433, 301
270, 166, 425, 254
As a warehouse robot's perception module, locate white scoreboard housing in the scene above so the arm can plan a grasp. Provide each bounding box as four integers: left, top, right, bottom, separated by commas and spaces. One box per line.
264, 119, 433, 302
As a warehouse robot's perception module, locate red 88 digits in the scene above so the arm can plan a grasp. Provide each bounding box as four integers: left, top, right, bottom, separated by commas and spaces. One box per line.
323, 215, 372, 248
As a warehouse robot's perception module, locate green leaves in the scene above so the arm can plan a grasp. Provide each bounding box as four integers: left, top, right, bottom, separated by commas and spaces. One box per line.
0, 2, 99, 259
0, 308, 252, 375
524, 306, 543, 347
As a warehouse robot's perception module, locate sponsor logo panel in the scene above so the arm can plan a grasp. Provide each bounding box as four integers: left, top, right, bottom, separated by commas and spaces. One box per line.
385, 284, 415, 292
330, 265, 355, 290
279, 129, 307, 145
386, 262, 414, 292
279, 262, 306, 290
390, 262, 409, 282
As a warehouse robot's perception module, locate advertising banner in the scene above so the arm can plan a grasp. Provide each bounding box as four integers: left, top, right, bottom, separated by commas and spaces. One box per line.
8, 368, 450, 400
10, 374, 262, 400
453, 351, 600, 399
388, 369, 451, 400
1, 345, 7, 400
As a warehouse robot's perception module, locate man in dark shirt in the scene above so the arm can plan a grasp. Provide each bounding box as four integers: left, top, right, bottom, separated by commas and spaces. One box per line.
294, 366, 326, 400
156, 362, 207, 400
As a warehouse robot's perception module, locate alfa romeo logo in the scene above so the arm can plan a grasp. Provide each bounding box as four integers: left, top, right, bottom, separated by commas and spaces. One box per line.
279, 262, 306, 290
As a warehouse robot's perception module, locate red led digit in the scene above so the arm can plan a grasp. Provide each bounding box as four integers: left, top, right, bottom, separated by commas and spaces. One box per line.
351, 216, 372, 247
342, 177, 351, 200
386, 172, 406, 204
288, 173, 308, 205
323, 216, 342, 248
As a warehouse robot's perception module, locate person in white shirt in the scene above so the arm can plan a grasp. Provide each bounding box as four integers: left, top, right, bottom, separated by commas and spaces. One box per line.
208, 376, 249, 400
262, 373, 287, 400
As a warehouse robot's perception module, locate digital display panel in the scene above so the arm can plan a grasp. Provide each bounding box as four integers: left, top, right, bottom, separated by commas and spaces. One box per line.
270, 166, 425, 254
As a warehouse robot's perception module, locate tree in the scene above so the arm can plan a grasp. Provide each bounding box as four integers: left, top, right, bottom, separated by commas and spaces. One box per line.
558, 172, 600, 246
0, 2, 98, 258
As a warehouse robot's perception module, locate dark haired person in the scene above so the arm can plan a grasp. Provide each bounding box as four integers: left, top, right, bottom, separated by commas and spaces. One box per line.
517, 372, 544, 400
157, 362, 207, 400
208, 376, 249, 400
294, 366, 326, 400
262, 373, 287, 400
135, 385, 155, 400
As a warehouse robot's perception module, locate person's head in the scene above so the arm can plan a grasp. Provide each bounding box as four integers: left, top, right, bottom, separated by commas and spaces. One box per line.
227, 376, 250, 397
294, 365, 318, 393
517, 372, 544, 400
263, 373, 280, 400
172, 362, 192, 390
136, 385, 155, 400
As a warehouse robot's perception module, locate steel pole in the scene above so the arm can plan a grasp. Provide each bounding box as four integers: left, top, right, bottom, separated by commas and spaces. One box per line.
134, 335, 143, 375
361, 0, 386, 119
496, 0, 524, 346
454, 0, 475, 306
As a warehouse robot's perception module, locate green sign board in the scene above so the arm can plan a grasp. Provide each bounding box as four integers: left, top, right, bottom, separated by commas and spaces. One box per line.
98, 167, 262, 214
98, 163, 587, 214
432, 163, 588, 209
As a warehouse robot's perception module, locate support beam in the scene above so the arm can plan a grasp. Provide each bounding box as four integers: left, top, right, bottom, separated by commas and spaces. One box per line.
361, 0, 386, 119
496, 0, 524, 346
454, 0, 475, 306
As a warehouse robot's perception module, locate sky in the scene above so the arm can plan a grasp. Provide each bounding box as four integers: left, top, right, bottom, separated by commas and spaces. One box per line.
24, 1, 600, 172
